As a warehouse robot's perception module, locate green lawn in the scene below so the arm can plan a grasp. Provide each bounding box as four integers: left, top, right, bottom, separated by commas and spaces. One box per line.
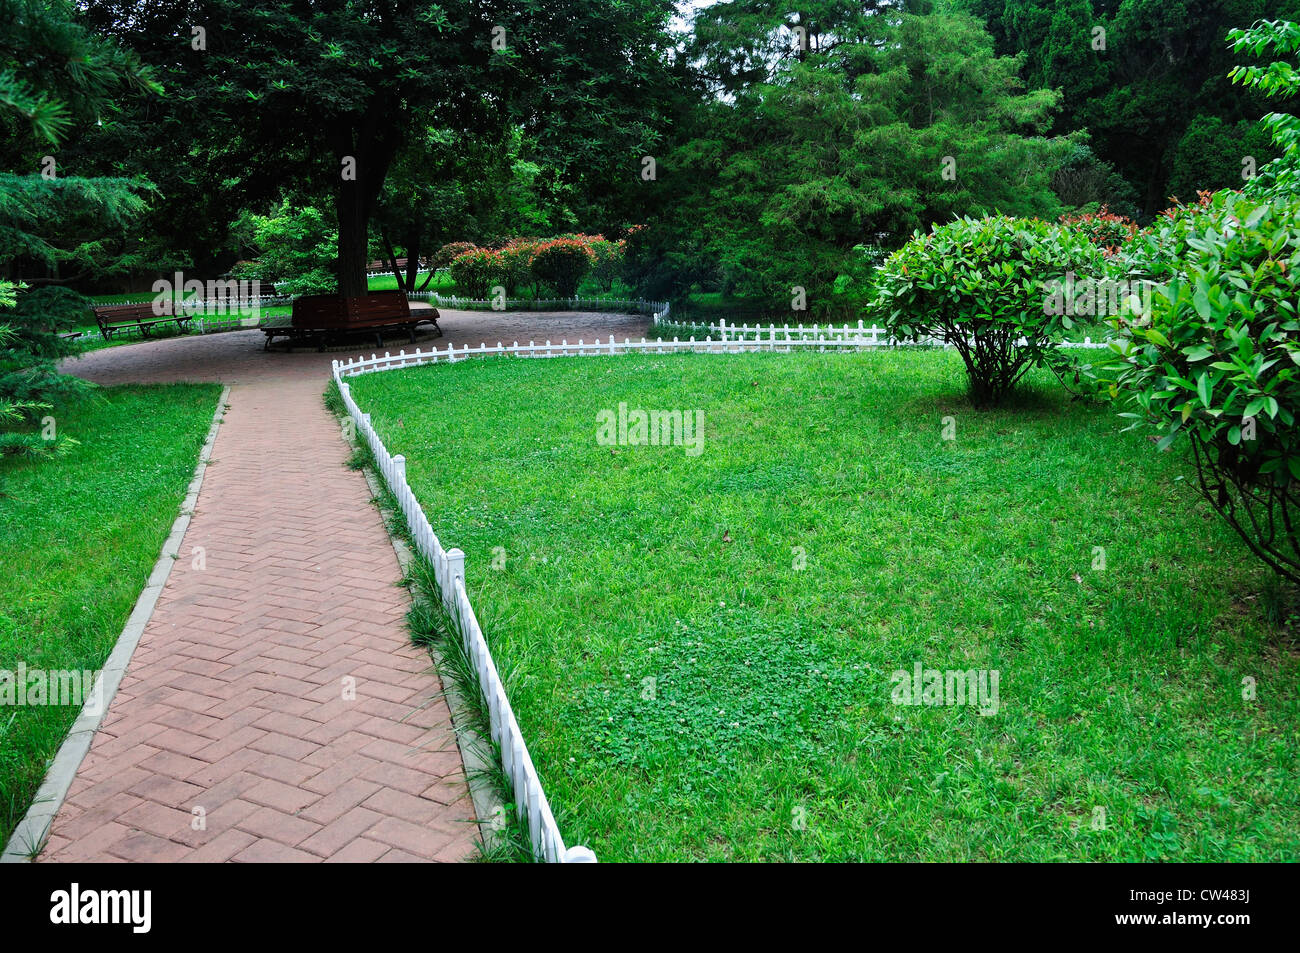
0, 384, 221, 848
365, 270, 456, 293
348, 350, 1300, 861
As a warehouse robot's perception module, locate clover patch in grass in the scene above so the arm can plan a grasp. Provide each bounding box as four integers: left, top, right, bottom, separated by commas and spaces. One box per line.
578, 609, 863, 774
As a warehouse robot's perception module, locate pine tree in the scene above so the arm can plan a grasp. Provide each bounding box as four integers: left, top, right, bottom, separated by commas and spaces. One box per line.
0, 0, 161, 458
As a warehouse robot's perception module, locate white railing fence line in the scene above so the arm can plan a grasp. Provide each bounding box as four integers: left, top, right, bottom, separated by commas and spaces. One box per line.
656, 316, 1115, 350
331, 369, 597, 864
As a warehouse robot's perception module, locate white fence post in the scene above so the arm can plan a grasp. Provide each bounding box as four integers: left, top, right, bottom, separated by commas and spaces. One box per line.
444, 548, 465, 616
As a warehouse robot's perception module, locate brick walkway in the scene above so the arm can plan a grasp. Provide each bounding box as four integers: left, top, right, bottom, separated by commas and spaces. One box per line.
37, 309, 646, 862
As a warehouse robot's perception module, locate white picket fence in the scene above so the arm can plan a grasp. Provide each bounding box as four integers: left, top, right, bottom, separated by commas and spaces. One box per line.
331, 369, 597, 864
655, 316, 1116, 350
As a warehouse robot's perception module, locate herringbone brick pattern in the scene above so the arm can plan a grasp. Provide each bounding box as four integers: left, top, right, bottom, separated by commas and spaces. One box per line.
38, 373, 479, 862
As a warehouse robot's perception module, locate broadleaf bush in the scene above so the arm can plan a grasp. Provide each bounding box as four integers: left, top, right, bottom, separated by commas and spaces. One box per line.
1104, 188, 1300, 581
529, 238, 594, 298
871, 215, 1105, 406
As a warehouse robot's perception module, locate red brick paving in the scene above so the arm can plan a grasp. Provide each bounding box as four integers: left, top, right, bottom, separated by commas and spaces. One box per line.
40, 310, 644, 862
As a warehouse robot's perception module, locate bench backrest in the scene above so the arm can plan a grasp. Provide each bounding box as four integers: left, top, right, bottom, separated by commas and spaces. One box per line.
291, 294, 350, 329
292, 293, 411, 330
347, 291, 410, 323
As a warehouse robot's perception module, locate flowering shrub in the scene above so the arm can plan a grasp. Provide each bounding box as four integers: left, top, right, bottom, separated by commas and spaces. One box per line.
442, 233, 624, 297
1058, 206, 1139, 256
448, 247, 503, 297
496, 238, 543, 295
529, 238, 596, 297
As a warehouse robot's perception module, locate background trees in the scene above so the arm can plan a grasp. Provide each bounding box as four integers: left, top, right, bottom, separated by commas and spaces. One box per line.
8, 1, 1297, 317
0, 0, 160, 457
77, 0, 678, 297
630, 1, 1071, 308
964, 0, 1300, 215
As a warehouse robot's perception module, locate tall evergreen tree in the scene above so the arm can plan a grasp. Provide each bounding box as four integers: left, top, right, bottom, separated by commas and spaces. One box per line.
631, 1, 1071, 306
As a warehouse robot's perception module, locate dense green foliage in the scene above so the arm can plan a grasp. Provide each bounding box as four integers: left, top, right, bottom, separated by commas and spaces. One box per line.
1230, 18, 1300, 199
872, 216, 1104, 404
632, 2, 1072, 307
0, 0, 158, 285
1105, 189, 1300, 581
236, 204, 337, 297
965, 0, 1297, 216
77, 0, 678, 295
0, 0, 153, 453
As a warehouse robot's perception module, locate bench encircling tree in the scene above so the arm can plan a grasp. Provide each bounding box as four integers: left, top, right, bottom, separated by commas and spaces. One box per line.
262, 292, 440, 351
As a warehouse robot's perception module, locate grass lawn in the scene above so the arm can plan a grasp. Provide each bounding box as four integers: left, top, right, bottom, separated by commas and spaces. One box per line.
348, 349, 1300, 861
366, 270, 455, 293
0, 383, 221, 849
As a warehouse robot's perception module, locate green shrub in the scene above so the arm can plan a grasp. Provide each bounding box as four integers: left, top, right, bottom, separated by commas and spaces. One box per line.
0, 284, 90, 442
870, 215, 1105, 406
1105, 188, 1300, 582
588, 237, 626, 292
448, 247, 502, 297
1115, 191, 1217, 285
529, 238, 594, 298
0, 324, 64, 462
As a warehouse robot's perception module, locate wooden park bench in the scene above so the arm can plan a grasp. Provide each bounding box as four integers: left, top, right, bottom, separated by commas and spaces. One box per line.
91, 302, 193, 341
262, 291, 441, 350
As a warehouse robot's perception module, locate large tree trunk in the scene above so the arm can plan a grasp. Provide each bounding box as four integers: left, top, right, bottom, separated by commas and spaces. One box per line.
333, 116, 401, 299
337, 177, 370, 299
